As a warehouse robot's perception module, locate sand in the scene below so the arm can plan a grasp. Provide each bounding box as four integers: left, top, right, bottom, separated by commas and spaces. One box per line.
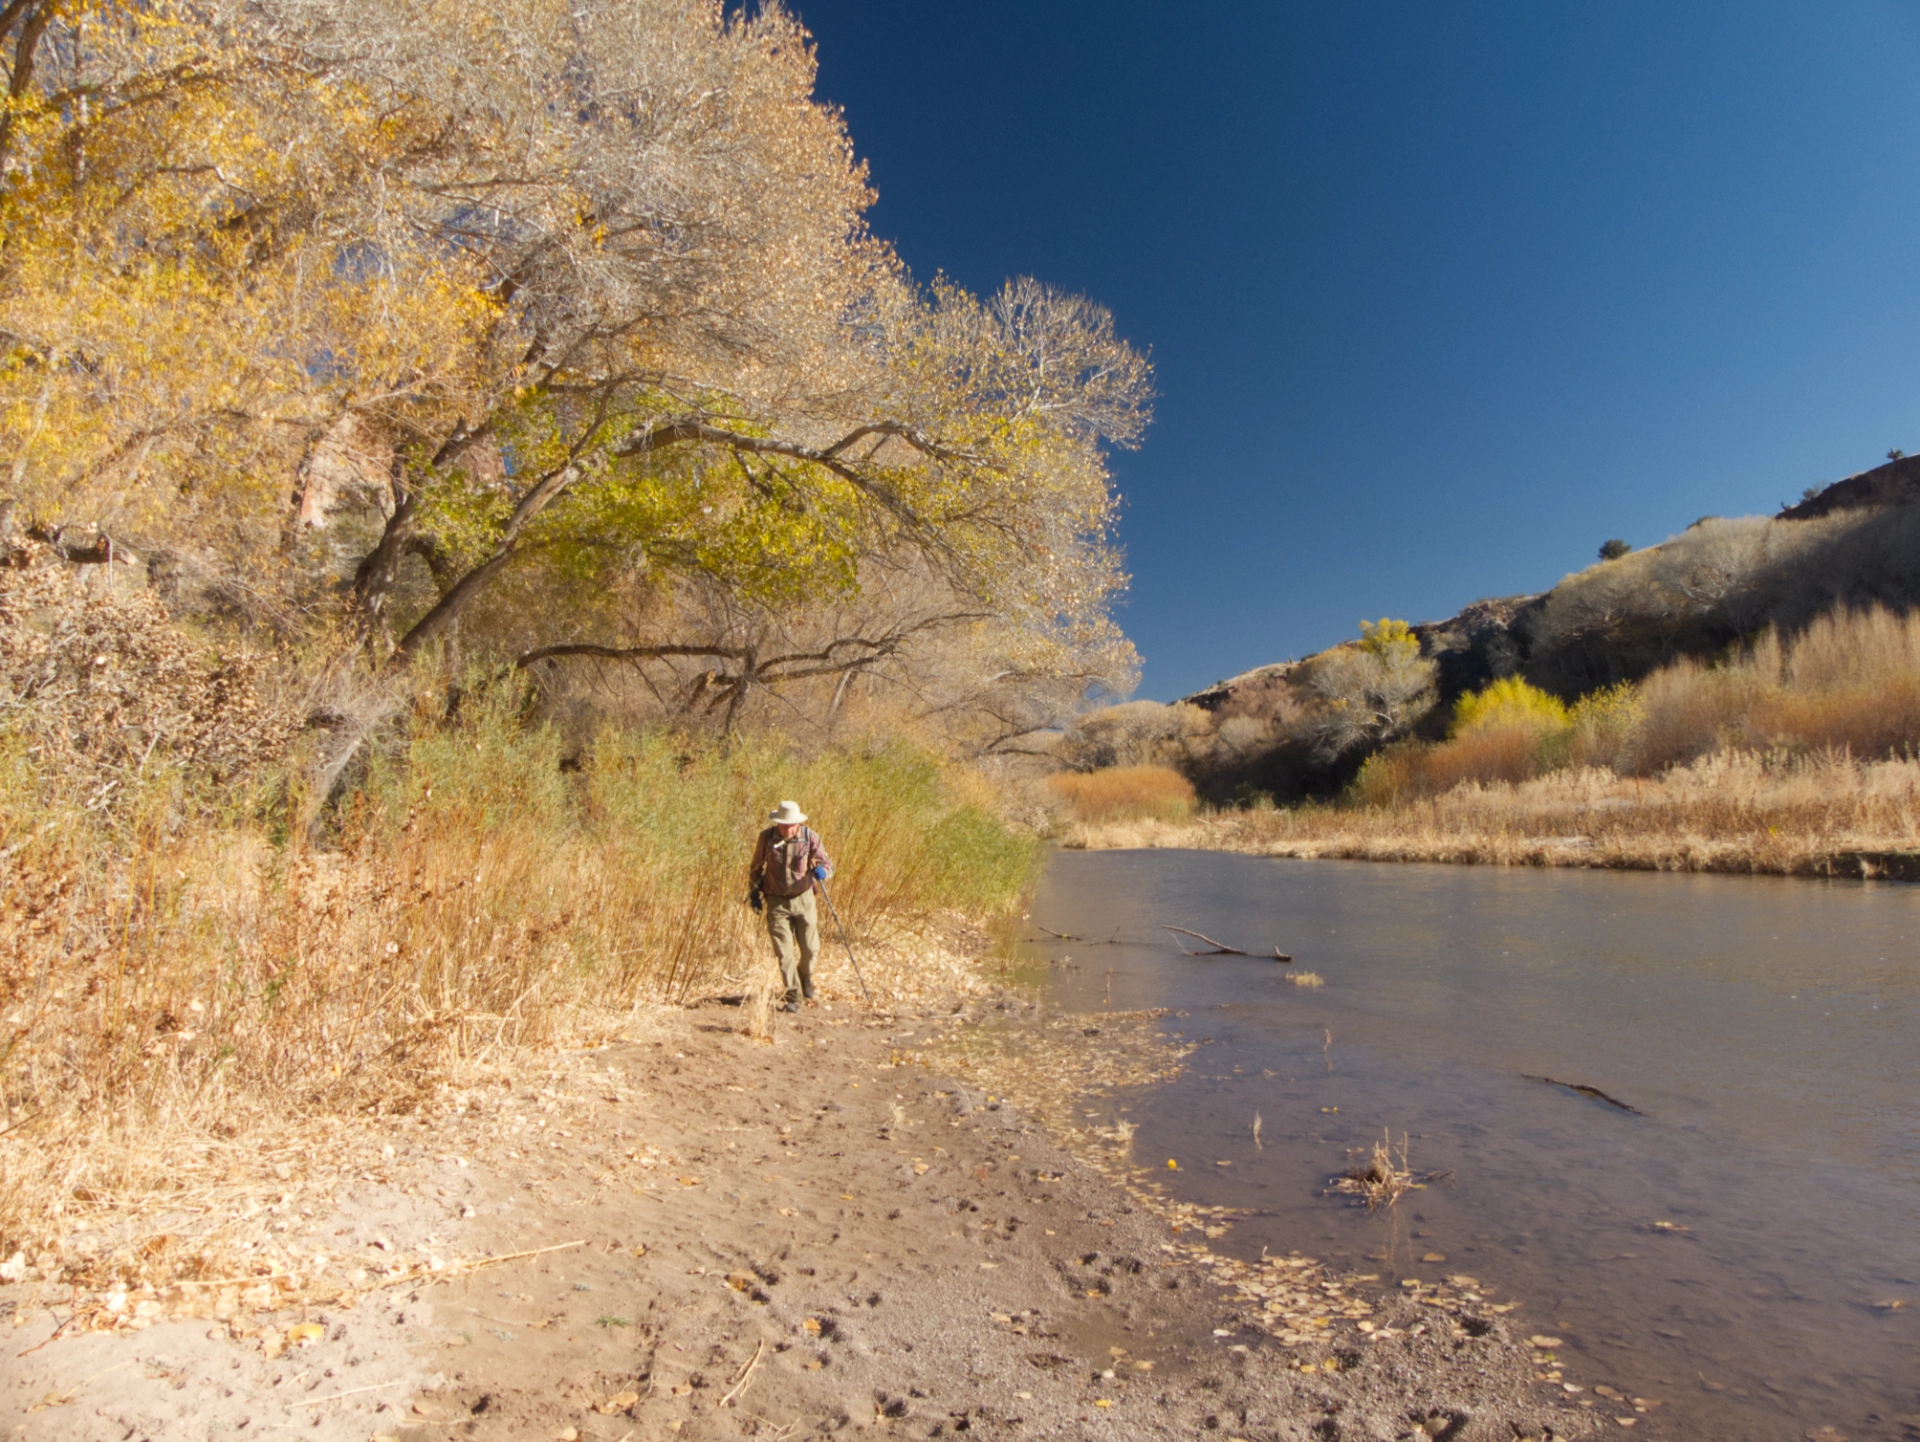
1, 990, 1610, 1442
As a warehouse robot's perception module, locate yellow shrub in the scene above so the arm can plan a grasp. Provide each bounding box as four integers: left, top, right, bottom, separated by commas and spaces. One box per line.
1568, 682, 1644, 770
1048, 764, 1196, 822
1451, 676, 1570, 736
1358, 617, 1419, 659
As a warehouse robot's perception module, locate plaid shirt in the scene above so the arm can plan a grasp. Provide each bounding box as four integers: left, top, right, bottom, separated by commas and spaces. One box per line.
750, 825, 835, 899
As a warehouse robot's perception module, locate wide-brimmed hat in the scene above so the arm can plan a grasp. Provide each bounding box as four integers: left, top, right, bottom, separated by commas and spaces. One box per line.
768, 800, 807, 825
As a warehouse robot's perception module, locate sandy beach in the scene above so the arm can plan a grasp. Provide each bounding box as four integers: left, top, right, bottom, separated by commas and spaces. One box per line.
2, 980, 1607, 1442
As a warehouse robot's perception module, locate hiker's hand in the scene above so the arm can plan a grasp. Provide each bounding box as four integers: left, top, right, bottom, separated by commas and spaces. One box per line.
811, 865, 827, 881
748, 890, 764, 912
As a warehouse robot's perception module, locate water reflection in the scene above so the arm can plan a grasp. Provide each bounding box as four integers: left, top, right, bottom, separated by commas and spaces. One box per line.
1027, 850, 1920, 1442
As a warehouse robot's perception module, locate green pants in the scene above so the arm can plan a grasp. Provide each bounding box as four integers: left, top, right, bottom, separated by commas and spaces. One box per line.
765, 889, 818, 998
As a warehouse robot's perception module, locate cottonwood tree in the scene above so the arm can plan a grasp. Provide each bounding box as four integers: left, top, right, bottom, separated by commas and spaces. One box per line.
1305, 619, 1437, 759
0, 0, 1150, 741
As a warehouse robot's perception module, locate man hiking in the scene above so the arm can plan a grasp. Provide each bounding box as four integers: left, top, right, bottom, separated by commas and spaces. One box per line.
748, 801, 835, 1012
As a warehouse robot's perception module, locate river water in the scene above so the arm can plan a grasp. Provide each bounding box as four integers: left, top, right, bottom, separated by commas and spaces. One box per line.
1021, 849, 1920, 1442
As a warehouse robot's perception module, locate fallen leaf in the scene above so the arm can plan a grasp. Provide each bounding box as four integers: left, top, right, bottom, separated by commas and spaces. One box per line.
1650, 1221, 1689, 1232
912, 1163, 929, 1176
725, 1272, 756, 1292
803, 1318, 822, 1334
594, 1391, 639, 1414
840, 1193, 855, 1201
1093, 1399, 1113, 1408
777, 1207, 797, 1217
1528, 1335, 1566, 1349
288, 1322, 325, 1344
677, 1177, 700, 1187
1873, 1299, 1907, 1311
1616, 1419, 1636, 1428
1594, 1385, 1623, 1399
1421, 1253, 1446, 1263
670, 1383, 693, 1396
554, 1429, 580, 1441
1133, 1360, 1154, 1372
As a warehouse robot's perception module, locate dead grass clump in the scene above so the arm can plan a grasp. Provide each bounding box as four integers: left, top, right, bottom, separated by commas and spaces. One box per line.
1330, 1132, 1416, 1209
744, 981, 775, 1041
1048, 764, 1196, 823
1285, 971, 1324, 988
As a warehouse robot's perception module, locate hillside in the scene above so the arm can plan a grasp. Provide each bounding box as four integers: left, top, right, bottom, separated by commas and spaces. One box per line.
1105, 457, 1920, 804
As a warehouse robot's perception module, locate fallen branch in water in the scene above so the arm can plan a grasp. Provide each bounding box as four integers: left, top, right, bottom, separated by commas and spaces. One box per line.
1161, 926, 1293, 962
1032, 924, 1127, 945
1522, 1075, 1643, 1115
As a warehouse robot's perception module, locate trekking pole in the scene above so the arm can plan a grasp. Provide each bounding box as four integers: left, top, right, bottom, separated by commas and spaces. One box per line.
816, 880, 874, 1005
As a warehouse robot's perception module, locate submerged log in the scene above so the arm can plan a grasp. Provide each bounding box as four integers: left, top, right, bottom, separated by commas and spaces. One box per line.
1161, 926, 1293, 963
1522, 1074, 1644, 1115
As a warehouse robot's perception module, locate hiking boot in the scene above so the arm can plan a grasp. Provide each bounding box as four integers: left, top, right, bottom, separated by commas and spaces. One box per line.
781, 1000, 801, 1013
782, 992, 801, 1013
802, 984, 817, 1002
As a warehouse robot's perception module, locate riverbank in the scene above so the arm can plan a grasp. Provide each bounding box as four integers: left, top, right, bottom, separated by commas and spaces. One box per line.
1063, 752, 1920, 879
1, 954, 1606, 1442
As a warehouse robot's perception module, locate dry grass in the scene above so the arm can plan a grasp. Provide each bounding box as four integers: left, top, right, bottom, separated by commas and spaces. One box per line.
1069, 750, 1920, 876
1634, 606, 1920, 773
1047, 764, 1195, 823
0, 577, 1038, 1292
1248, 603, 1920, 851
1354, 727, 1557, 804
1329, 1133, 1417, 1210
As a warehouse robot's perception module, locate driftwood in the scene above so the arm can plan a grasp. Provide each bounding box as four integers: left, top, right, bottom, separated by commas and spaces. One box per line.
1162, 926, 1293, 963
1032, 924, 1125, 945
1523, 1074, 1643, 1115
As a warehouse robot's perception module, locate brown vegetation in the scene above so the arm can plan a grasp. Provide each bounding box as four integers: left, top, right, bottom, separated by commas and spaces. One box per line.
1067, 750, 1920, 877
0, 558, 1037, 1290
1074, 603, 1920, 867
1047, 763, 1196, 823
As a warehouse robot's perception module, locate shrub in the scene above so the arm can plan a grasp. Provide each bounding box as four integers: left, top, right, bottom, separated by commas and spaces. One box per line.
1306, 620, 1437, 759
1598, 538, 1631, 561
1450, 677, 1570, 737
1568, 683, 1643, 770
1626, 605, 1920, 774
1047, 764, 1196, 822
1350, 746, 1421, 807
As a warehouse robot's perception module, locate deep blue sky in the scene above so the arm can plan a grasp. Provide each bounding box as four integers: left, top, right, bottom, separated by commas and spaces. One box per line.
792, 1, 1920, 700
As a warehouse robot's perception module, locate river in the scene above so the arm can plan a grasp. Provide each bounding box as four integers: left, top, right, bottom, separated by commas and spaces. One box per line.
1021, 849, 1920, 1442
